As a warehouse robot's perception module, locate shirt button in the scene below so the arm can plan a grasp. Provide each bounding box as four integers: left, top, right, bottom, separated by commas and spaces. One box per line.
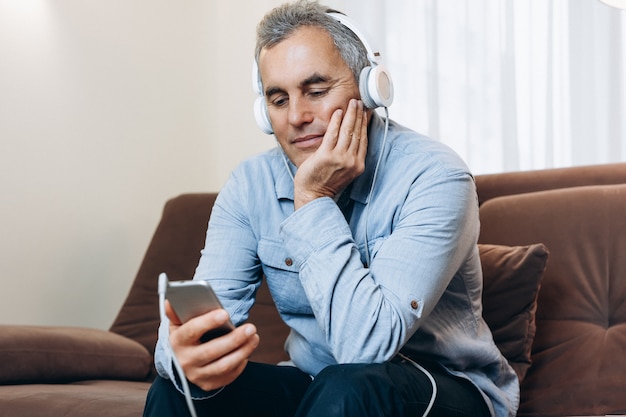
285, 258, 293, 267
410, 300, 419, 310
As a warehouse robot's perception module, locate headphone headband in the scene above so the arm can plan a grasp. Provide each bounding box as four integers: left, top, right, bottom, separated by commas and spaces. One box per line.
325, 12, 380, 65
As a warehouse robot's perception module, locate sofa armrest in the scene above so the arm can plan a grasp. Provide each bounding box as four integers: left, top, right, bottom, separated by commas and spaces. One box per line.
0, 325, 152, 384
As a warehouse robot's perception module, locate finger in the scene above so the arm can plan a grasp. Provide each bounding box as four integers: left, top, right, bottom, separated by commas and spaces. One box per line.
336, 99, 359, 151
321, 108, 344, 150
172, 321, 255, 379
172, 308, 231, 345
183, 326, 260, 390
356, 108, 368, 161
347, 101, 365, 154
197, 324, 258, 364
206, 334, 257, 377
199, 331, 259, 384
176, 323, 254, 366
190, 350, 252, 391
192, 359, 249, 391
165, 300, 182, 325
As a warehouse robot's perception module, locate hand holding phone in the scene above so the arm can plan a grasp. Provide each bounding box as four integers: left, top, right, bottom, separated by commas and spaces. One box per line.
164, 276, 235, 342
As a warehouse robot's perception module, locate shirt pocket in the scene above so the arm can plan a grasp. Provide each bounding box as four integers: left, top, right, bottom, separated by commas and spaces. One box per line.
257, 238, 313, 316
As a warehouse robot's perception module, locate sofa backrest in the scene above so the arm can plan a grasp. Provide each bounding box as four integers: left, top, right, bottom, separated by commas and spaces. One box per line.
479, 184, 626, 416
475, 162, 626, 206
109, 193, 215, 378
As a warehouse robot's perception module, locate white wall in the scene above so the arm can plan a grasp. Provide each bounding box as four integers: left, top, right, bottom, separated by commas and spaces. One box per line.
0, 0, 309, 330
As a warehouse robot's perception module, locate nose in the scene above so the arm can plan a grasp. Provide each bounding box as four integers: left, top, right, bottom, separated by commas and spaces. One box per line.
288, 96, 313, 127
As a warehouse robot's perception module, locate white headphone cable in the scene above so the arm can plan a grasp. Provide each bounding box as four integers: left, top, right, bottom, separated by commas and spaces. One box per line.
363, 106, 390, 267
362, 111, 438, 415
397, 352, 437, 417
362, 112, 437, 416
158, 273, 199, 417
276, 138, 296, 182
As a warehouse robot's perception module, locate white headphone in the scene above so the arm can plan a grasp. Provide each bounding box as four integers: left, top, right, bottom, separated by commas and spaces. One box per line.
252, 12, 394, 135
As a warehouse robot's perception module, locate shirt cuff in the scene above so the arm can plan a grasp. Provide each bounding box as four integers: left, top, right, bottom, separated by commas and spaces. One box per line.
279, 197, 353, 266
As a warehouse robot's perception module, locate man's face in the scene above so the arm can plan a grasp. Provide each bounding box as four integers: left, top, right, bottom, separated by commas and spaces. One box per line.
258, 26, 361, 167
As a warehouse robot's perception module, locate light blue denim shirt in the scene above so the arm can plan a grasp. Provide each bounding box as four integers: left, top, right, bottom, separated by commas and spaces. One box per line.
155, 113, 519, 417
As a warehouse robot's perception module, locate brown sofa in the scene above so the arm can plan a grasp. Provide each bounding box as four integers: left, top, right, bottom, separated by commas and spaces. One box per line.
2, 162, 626, 417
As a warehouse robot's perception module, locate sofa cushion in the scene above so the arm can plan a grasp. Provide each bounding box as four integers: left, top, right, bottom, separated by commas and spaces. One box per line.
0, 380, 150, 417
479, 243, 549, 381
479, 184, 626, 416
0, 326, 152, 384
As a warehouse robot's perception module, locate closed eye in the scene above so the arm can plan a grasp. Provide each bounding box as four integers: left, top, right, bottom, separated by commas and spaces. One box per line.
309, 89, 329, 98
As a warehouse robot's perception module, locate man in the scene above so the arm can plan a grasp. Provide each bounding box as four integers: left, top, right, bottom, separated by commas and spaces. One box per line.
144, 1, 519, 416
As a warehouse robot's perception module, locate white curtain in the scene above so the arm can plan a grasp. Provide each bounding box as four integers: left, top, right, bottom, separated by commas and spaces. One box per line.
339, 0, 626, 174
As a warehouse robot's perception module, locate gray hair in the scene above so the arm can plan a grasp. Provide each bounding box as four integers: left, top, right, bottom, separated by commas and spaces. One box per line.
255, 0, 369, 83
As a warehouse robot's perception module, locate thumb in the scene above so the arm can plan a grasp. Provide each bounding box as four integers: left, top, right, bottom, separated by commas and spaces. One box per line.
164, 300, 182, 325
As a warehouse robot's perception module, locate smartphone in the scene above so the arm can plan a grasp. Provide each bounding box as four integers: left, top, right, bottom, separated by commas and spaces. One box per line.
165, 279, 235, 342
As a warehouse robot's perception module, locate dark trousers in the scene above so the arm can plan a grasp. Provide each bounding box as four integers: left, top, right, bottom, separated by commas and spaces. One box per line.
143, 360, 491, 417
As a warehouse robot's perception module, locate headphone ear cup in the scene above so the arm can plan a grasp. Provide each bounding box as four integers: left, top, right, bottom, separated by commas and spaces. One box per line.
359, 65, 394, 109
252, 58, 273, 135
254, 96, 274, 135
359, 66, 377, 109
